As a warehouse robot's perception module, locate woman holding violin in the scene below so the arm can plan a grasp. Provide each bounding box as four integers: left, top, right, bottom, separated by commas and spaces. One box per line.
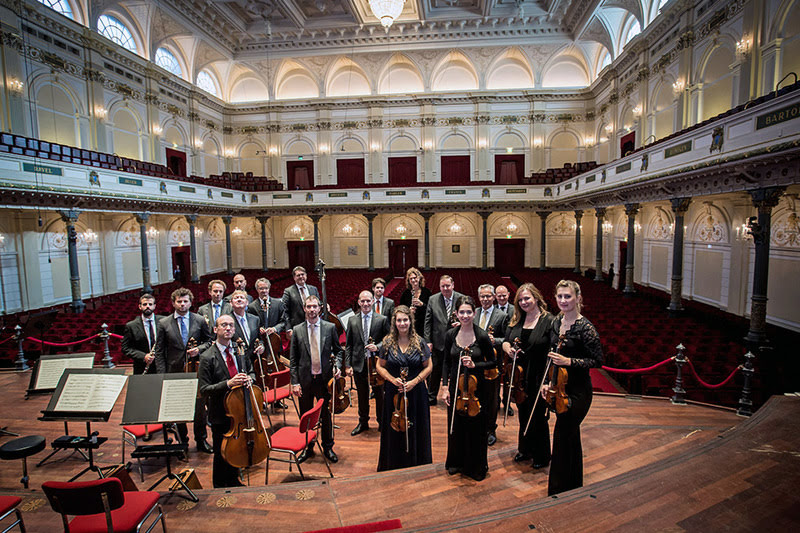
399, 267, 431, 338
501, 283, 556, 470
442, 296, 495, 481
376, 305, 433, 471
543, 280, 603, 496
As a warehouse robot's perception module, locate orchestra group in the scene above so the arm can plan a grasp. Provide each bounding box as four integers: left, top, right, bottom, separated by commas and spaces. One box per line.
121, 267, 603, 495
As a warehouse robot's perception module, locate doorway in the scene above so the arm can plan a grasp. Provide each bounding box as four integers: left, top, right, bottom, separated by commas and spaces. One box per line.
287, 241, 315, 271
388, 239, 418, 278
165, 147, 187, 177
287, 161, 314, 189
494, 239, 525, 275
171, 246, 191, 285
617, 241, 628, 292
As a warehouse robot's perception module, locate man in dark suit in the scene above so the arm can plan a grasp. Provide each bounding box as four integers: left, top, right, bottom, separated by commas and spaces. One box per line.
424, 275, 463, 405
225, 273, 254, 304
247, 277, 288, 336
198, 280, 231, 328
371, 278, 395, 319
345, 290, 390, 436
495, 285, 512, 315
121, 293, 163, 375
289, 294, 343, 463
282, 266, 320, 331
198, 314, 254, 487
153, 287, 213, 452
476, 284, 509, 446
228, 290, 264, 361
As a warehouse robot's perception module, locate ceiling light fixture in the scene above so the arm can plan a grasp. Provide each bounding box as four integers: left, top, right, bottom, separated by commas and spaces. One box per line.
368, 0, 405, 28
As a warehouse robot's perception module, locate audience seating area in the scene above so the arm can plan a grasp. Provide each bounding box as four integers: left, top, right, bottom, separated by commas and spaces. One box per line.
522, 161, 599, 185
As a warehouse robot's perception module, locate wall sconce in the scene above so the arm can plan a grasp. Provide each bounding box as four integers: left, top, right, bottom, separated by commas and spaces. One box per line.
602, 221, 613, 235
505, 147, 513, 154
584, 136, 594, 147
371, 142, 381, 152
599, 136, 608, 143
672, 79, 685, 95
423, 140, 433, 151
0, 233, 5, 247
269, 146, 278, 155
533, 138, 542, 148
232, 226, 242, 236
147, 227, 159, 239
319, 144, 329, 154
634, 221, 642, 234
735, 222, 753, 241
7, 78, 24, 95
195, 228, 203, 236
396, 221, 408, 239
194, 139, 204, 150
290, 225, 302, 237
152, 124, 162, 135
82, 229, 98, 245
604, 124, 613, 133
342, 223, 353, 235
478, 139, 487, 149
505, 220, 518, 239
735, 38, 751, 62
94, 106, 107, 120
632, 105, 642, 117
224, 149, 235, 157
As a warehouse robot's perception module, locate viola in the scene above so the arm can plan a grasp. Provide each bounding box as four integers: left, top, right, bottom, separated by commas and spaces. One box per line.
367, 336, 385, 387
483, 326, 500, 381
183, 337, 199, 373
327, 350, 350, 415
505, 337, 527, 405
545, 334, 570, 414
390, 368, 410, 431
454, 347, 481, 418
221, 339, 271, 471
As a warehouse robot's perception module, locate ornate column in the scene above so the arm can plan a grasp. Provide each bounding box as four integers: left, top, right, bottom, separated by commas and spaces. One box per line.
222, 216, 233, 275
135, 212, 152, 294
421, 212, 433, 270
573, 210, 583, 274
537, 211, 550, 271
478, 211, 491, 271
365, 213, 378, 271
594, 208, 606, 281
58, 210, 85, 313
668, 198, 691, 315
256, 216, 270, 272
623, 203, 640, 296
744, 187, 784, 347
310, 214, 323, 265
185, 215, 200, 282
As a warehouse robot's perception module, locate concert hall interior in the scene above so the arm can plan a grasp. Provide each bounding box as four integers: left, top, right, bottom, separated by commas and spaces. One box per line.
1, 0, 799, 531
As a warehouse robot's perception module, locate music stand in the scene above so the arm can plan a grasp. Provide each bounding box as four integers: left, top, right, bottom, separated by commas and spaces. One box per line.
27, 353, 95, 398
38, 368, 128, 481
121, 373, 199, 502
21, 309, 59, 356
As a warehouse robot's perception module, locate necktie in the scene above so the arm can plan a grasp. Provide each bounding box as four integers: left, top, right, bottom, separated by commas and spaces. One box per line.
375, 300, 380, 314
147, 319, 155, 350
225, 347, 237, 378
179, 316, 188, 345
310, 323, 321, 374
363, 314, 370, 346
239, 315, 250, 344
479, 311, 488, 330
213, 304, 220, 323
300, 286, 307, 303
445, 298, 452, 317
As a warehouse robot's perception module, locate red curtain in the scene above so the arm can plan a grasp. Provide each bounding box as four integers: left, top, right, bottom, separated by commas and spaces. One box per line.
441, 155, 470, 185
336, 158, 365, 187
620, 131, 635, 156
388, 156, 417, 187
494, 154, 524, 184
287, 160, 314, 189
165, 147, 186, 177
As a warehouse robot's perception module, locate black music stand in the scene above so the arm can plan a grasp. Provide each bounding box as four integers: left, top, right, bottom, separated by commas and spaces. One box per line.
121, 373, 198, 502
27, 352, 95, 398
38, 368, 128, 481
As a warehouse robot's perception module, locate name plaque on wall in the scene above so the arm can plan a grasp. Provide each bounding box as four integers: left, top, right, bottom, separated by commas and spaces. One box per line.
118, 177, 142, 186
23, 163, 62, 176
665, 141, 692, 158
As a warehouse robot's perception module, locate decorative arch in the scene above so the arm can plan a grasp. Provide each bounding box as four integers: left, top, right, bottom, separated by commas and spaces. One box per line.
493, 129, 527, 149
205, 218, 225, 241
97, 9, 146, 57
384, 215, 423, 239
387, 132, 419, 152
646, 207, 674, 241
230, 75, 269, 103
688, 203, 731, 244
284, 217, 314, 240
114, 217, 142, 247
236, 139, 266, 156
434, 215, 476, 237
335, 135, 367, 153
153, 45, 186, 79
546, 128, 582, 148
439, 131, 473, 151
378, 54, 424, 94
284, 137, 315, 156
275, 60, 319, 100
541, 54, 590, 88
166, 217, 190, 245
771, 203, 800, 248
546, 213, 576, 236
768, 0, 799, 41
33, 77, 82, 146
333, 217, 368, 238
486, 48, 534, 90
489, 214, 530, 237
40, 216, 92, 251
325, 58, 371, 97
431, 51, 478, 92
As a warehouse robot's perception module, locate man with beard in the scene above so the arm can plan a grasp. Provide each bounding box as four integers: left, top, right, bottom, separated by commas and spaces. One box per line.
122, 293, 163, 375
225, 273, 253, 304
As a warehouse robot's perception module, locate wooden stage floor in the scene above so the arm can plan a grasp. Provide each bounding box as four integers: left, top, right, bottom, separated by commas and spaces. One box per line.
1, 368, 798, 532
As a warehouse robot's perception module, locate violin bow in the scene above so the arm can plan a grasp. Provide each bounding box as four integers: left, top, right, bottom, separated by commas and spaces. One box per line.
449, 349, 463, 436
400, 367, 409, 454
503, 338, 521, 427
523, 334, 566, 436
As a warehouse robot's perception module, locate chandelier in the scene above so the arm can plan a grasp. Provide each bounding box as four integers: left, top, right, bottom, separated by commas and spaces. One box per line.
369, 0, 405, 28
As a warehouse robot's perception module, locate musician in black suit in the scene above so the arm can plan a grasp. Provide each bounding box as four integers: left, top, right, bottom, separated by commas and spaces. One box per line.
198, 280, 232, 327
121, 293, 163, 375
282, 266, 320, 331
372, 278, 395, 319
224, 273, 254, 304
475, 284, 509, 446
198, 314, 255, 487
153, 287, 213, 452
424, 275, 463, 405
247, 277, 288, 336
345, 290, 390, 436
289, 294, 343, 463
228, 290, 264, 360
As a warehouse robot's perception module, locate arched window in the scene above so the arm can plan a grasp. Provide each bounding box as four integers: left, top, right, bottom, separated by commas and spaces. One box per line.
155, 48, 182, 77
98, 15, 137, 53
38, 0, 74, 19
622, 19, 641, 49
599, 50, 611, 72
196, 70, 219, 97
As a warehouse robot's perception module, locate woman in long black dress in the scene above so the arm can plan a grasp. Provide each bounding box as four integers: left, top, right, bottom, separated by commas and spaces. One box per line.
501, 283, 555, 470
376, 305, 433, 471
441, 296, 495, 481
543, 279, 603, 495
398, 267, 431, 338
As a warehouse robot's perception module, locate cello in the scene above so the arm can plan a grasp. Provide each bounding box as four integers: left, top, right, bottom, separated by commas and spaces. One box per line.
259, 299, 288, 373
221, 338, 271, 473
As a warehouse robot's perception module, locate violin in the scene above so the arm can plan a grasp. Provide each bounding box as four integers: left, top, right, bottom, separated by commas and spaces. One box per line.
367, 336, 385, 387
544, 334, 570, 414
391, 368, 411, 452
454, 346, 481, 418
221, 339, 271, 471
183, 337, 199, 373
483, 326, 500, 381
327, 351, 350, 415
505, 337, 527, 404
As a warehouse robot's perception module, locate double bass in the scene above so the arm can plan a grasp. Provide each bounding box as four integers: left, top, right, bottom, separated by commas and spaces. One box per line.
222, 339, 271, 472
259, 299, 288, 374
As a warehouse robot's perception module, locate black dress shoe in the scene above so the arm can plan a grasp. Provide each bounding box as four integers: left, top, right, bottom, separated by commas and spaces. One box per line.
296, 447, 315, 464
487, 433, 497, 446
447, 466, 460, 475
323, 449, 338, 463
506, 406, 515, 417
351, 423, 369, 436
514, 452, 531, 463
429, 398, 438, 406
196, 440, 213, 454
532, 460, 550, 469
275, 401, 288, 409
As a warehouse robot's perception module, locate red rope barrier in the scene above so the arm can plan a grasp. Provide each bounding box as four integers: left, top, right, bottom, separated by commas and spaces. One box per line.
601, 357, 674, 374
686, 359, 740, 389
109, 333, 123, 339
0, 335, 14, 345
25, 334, 100, 347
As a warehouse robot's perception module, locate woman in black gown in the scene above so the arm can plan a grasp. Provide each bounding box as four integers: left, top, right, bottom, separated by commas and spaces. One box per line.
398, 267, 431, 338
441, 296, 495, 481
543, 279, 603, 495
501, 283, 555, 470
376, 305, 433, 471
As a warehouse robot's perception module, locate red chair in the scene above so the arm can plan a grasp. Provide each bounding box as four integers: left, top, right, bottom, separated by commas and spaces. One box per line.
0, 496, 25, 532
42, 477, 166, 533
266, 398, 333, 484
263, 369, 299, 425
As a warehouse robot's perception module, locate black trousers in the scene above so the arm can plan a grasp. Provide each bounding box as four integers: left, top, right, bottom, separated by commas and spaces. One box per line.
353, 366, 383, 427
211, 424, 241, 488
427, 348, 444, 402
177, 395, 207, 443
298, 375, 334, 450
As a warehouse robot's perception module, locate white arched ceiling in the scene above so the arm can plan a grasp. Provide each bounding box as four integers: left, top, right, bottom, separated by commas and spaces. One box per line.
275, 61, 319, 100
378, 54, 424, 94
541, 57, 590, 88
486, 48, 534, 90
431, 51, 479, 91
326, 58, 371, 97
230, 77, 268, 103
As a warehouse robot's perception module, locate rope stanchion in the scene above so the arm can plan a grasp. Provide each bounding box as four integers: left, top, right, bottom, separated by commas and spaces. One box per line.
25, 333, 101, 347
601, 357, 674, 374
686, 359, 740, 389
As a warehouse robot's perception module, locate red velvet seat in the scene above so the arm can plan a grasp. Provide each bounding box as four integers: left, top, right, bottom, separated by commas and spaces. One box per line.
42, 477, 166, 533
0, 495, 24, 532
266, 398, 333, 483
121, 424, 165, 481
263, 369, 299, 425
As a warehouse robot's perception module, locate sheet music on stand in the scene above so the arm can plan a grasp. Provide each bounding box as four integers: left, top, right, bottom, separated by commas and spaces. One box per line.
27, 353, 96, 397
121, 373, 199, 501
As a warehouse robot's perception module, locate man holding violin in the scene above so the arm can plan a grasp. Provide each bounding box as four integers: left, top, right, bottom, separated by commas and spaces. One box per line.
345, 290, 390, 436
289, 295, 344, 463
198, 314, 255, 488
247, 277, 288, 336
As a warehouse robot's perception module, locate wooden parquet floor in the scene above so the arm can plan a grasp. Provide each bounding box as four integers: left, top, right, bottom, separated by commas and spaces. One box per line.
1, 368, 797, 532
